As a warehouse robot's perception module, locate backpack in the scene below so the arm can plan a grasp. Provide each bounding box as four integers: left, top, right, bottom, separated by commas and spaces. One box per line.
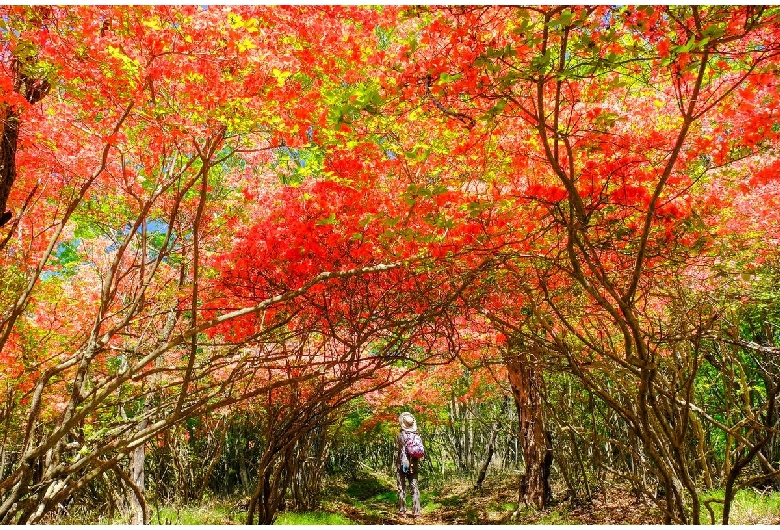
403, 431, 425, 459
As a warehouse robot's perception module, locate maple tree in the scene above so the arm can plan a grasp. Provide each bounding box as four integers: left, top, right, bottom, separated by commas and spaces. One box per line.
1, 4, 780, 525
382, 5, 780, 522
0, 5, 487, 523
0, 5, 417, 523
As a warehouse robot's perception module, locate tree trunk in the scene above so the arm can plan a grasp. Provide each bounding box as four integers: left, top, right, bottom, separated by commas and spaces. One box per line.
506, 350, 552, 510
236, 441, 250, 497
129, 419, 148, 525
0, 104, 19, 228
1, 56, 50, 227
475, 398, 507, 488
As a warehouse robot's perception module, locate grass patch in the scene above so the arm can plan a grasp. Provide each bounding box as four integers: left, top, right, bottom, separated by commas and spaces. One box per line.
372, 490, 397, 503
438, 493, 464, 507
274, 511, 355, 525
422, 501, 442, 514
52, 499, 245, 525
534, 509, 578, 525
150, 502, 244, 525
349, 499, 387, 519
702, 488, 780, 524
419, 491, 441, 513
343, 474, 392, 500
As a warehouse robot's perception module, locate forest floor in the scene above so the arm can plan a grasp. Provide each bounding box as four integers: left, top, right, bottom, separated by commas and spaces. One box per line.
305, 470, 780, 525
318, 470, 660, 525
54, 470, 780, 524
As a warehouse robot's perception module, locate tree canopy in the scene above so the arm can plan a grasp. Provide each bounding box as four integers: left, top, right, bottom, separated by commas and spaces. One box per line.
1, 5, 780, 525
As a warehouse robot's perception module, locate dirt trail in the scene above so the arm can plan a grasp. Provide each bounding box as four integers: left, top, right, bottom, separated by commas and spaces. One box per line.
325, 475, 780, 525
327, 474, 505, 525
327, 473, 664, 525
338, 504, 455, 525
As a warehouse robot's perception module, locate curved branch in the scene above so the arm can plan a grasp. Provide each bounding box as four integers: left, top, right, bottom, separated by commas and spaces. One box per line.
425, 75, 476, 129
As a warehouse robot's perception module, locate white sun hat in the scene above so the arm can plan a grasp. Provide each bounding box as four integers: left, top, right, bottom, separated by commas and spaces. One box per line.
399, 411, 417, 432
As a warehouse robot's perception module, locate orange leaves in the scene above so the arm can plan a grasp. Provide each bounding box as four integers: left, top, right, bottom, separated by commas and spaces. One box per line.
3, 3, 780, 458
609, 184, 651, 208
526, 184, 568, 204
209, 180, 392, 327
656, 39, 672, 58
750, 160, 780, 187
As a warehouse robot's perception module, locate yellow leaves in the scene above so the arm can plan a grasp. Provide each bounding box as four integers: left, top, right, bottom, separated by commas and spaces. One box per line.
237, 37, 256, 53
244, 17, 260, 33
228, 12, 259, 33
408, 107, 423, 121
106, 45, 140, 81
618, 32, 638, 50
141, 17, 162, 31
272, 68, 291, 87
227, 12, 243, 29
186, 71, 206, 83
106, 45, 124, 60
525, 134, 541, 150
214, 97, 261, 133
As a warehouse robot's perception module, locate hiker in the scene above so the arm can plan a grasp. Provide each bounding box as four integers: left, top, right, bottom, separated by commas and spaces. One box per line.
396, 411, 423, 517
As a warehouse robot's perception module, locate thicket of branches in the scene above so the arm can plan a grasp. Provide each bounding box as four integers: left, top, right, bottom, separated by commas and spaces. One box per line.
1, 5, 779, 525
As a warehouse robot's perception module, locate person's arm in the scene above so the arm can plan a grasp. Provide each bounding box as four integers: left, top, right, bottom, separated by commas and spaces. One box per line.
396, 432, 406, 469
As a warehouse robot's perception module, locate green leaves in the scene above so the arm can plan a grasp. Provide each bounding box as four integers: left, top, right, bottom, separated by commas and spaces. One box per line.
323, 82, 384, 129
464, 200, 490, 217
374, 24, 395, 50
530, 49, 554, 73
316, 212, 338, 226
701, 24, 726, 41
275, 145, 326, 186
548, 8, 576, 29
54, 241, 81, 268
403, 183, 448, 203
672, 36, 697, 55
437, 71, 463, 84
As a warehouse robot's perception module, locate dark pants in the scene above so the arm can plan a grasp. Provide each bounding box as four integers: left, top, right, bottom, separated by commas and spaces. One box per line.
396, 467, 421, 515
